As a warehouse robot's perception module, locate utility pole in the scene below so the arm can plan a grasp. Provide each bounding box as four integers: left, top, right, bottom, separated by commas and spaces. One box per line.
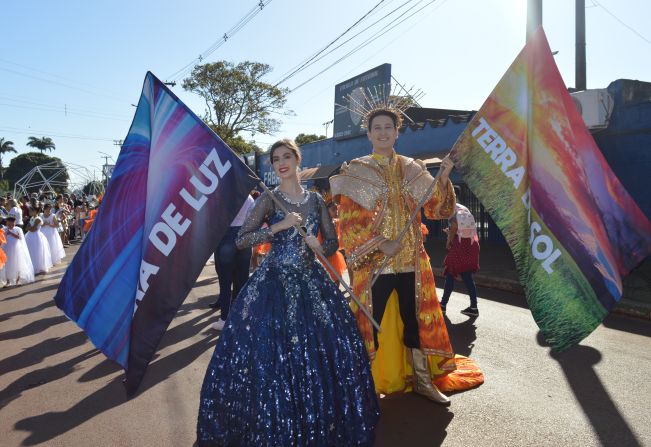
98, 151, 113, 187
576, 0, 587, 91
323, 120, 333, 138
527, 0, 543, 42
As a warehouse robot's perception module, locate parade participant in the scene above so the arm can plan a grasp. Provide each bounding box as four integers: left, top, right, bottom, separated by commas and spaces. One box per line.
1, 214, 35, 286
331, 101, 483, 404
40, 203, 66, 264
440, 186, 481, 316
20, 196, 30, 228
207, 194, 255, 326
25, 216, 53, 274
8, 199, 23, 229
55, 195, 71, 246
82, 205, 98, 234
197, 139, 379, 446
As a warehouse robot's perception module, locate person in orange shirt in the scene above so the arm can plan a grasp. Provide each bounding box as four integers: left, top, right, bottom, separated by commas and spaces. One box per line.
82, 207, 98, 234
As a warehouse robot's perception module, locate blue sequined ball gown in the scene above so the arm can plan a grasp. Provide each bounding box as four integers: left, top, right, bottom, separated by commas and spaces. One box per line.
197, 189, 379, 446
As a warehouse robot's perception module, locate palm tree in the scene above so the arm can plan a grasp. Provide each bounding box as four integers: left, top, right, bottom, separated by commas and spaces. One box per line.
26, 136, 56, 154
0, 138, 17, 180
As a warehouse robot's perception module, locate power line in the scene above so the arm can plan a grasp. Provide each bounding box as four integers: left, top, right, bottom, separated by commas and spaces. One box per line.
0, 102, 130, 122
167, 0, 275, 82
0, 95, 129, 119
0, 58, 132, 102
289, 0, 437, 93
274, 0, 393, 86
0, 66, 131, 104
334, 0, 448, 91
0, 126, 116, 142
281, 0, 418, 85
592, 0, 651, 45
295, 0, 448, 111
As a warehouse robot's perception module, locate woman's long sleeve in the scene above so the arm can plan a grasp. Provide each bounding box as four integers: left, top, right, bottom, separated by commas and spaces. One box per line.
235, 192, 274, 249
317, 195, 339, 257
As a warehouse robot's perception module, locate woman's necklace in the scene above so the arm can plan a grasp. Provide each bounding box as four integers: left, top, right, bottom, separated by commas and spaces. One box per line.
276, 186, 308, 206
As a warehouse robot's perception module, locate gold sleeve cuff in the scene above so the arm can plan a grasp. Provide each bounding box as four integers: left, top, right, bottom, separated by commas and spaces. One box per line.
437, 179, 456, 218
425, 179, 456, 220
348, 235, 386, 270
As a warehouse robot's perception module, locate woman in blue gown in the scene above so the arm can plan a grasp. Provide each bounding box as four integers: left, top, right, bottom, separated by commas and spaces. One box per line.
197, 139, 379, 446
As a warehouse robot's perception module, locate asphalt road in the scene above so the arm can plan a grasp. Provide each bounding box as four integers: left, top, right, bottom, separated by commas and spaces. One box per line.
1, 245, 649, 446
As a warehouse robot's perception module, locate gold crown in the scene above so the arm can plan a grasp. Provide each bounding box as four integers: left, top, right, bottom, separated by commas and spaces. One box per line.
336, 82, 424, 129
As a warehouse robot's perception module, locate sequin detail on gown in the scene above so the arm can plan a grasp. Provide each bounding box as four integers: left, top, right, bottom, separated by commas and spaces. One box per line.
197, 190, 379, 446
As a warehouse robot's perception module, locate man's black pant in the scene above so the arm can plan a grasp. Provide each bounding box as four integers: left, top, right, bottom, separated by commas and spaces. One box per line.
371, 272, 420, 349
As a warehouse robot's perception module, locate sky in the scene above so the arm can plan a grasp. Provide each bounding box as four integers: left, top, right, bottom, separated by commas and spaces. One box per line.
2, 0, 650, 187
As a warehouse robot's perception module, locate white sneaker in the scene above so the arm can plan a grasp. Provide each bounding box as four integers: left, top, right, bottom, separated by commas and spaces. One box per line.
210, 318, 226, 331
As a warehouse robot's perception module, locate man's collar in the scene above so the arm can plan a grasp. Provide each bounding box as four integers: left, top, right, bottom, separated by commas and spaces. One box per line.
371, 149, 396, 166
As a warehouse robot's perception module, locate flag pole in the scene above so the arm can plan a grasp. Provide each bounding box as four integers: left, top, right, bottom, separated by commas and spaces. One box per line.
255, 180, 381, 332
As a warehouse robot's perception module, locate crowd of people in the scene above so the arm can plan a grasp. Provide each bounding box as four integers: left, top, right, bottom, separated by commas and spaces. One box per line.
0, 191, 99, 287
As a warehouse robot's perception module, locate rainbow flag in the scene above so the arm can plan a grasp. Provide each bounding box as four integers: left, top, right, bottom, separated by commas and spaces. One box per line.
55, 72, 259, 394
450, 28, 651, 350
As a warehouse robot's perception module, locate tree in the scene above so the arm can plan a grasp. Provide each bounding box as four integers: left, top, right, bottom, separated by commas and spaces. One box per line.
182, 61, 291, 154
206, 124, 262, 155
295, 133, 326, 146
26, 136, 56, 154
0, 138, 17, 179
83, 180, 104, 196
4, 152, 69, 193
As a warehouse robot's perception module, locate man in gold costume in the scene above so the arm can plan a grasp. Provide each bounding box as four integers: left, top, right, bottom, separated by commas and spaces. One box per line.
331, 106, 483, 404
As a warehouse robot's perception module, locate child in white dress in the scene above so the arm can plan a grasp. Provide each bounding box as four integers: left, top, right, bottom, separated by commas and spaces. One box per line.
1, 215, 35, 286
40, 204, 65, 264
25, 216, 53, 274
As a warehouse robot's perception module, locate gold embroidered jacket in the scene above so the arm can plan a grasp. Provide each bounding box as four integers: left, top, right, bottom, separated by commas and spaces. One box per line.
331, 153, 457, 362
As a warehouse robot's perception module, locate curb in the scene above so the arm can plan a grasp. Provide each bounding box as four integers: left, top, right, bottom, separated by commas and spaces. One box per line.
432, 267, 651, 321
431, 267, 523, 294
615, 299, 651, 320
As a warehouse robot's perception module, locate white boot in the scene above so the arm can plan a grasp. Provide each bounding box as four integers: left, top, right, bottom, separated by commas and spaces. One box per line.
410, 348, 451, 406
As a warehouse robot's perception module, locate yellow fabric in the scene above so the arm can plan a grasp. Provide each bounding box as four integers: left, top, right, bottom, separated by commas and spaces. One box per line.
371, 291, 449, 394
371, 290, 485, 394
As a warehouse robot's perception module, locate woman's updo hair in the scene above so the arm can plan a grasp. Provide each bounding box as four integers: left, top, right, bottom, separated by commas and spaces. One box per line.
269, 139, 302, 164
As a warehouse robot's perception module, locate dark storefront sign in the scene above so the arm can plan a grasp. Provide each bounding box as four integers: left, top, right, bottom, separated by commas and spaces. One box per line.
333, 63, 391, 141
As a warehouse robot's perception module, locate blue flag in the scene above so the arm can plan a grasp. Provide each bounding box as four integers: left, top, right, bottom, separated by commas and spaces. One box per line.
55, 72, 259, 395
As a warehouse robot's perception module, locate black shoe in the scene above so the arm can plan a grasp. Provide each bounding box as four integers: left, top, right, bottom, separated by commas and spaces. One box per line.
440, 303, 447, 314
460, 307, 479, 317
208, 300, 221, 309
